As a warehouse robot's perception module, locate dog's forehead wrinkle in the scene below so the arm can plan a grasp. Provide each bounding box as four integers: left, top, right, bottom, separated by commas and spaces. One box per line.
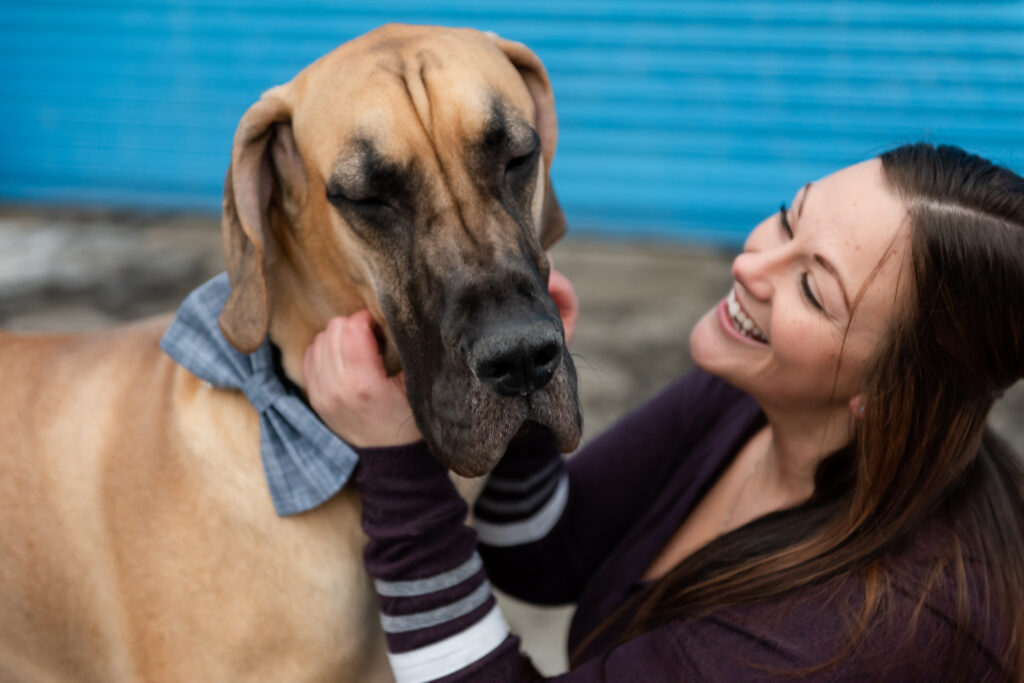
399, 67, 432, 137
402, 47, 445, 136
368, 52, 433, 141
374, 54, 404, 76
381, 54, 488, 252
415, 47, 444, 71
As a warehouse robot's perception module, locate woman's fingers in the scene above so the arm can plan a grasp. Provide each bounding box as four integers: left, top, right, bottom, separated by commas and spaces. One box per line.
304, 311, 422, 447
546, 259, 579, 345
335, 311, 387, 395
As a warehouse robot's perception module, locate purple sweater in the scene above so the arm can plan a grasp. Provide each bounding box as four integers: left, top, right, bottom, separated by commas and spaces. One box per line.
354, 370, 1006, 682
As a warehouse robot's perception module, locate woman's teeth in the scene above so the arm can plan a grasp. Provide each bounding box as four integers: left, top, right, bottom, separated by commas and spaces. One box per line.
727, 289, 768, 343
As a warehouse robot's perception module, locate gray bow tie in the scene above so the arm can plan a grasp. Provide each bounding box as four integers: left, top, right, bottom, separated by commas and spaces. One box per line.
160, 273, 358, 516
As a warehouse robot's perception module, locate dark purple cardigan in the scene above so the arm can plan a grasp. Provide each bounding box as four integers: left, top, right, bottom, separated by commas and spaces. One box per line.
354, 369, 1006, 682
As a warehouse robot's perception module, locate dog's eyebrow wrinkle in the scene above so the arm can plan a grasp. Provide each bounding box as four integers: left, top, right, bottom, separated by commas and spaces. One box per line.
419, 65, 429, 122
400, 56, 481, 249
400, 65, 433, 137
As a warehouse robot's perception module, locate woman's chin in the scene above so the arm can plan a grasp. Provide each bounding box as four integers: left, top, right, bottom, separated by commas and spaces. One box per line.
689, 309, 757, 396
688, 308, 724, 371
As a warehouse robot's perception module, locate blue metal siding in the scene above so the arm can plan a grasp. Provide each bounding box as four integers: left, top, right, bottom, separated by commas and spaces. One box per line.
2, 1, 1023, 244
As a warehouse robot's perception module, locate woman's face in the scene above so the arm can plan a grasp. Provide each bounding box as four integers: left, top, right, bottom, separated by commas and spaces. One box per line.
690, 158, 909, 416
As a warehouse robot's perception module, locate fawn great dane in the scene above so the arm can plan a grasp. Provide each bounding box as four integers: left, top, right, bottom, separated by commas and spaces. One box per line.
0, 24, 580, 682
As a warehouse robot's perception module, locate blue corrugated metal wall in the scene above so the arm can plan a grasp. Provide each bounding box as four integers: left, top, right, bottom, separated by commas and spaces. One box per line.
2, 1, 1023, 244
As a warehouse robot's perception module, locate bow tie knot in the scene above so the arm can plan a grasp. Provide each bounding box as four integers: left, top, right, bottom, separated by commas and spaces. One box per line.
243, 373, 286, 414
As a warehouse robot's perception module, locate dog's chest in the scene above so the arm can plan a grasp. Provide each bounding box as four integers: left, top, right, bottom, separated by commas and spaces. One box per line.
180, 387, 391, 678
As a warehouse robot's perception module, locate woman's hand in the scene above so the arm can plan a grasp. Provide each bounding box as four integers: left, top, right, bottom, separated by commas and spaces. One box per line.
303, 310, 423, 448
547, 257, 579, 346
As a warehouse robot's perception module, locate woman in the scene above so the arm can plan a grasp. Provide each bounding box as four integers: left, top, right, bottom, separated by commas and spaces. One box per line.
304, 143, 1024, 681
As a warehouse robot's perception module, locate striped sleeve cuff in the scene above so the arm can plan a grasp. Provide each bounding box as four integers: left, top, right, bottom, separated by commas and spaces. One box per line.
355, 442, 515, 682
386, 604, 511, 683
473, 430, 568, 547
376, 554, 514, 682
377, 552, 496, 651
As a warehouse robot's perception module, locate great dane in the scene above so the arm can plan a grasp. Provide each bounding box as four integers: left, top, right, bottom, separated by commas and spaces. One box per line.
0, 24, 581, 682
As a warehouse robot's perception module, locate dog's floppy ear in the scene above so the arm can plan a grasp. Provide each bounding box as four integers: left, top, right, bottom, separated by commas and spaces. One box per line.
488, 33, 568, 249
219, 85, 307, 353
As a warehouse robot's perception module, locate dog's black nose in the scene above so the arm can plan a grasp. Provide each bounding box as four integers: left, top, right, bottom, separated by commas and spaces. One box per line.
471, 321, 562, 397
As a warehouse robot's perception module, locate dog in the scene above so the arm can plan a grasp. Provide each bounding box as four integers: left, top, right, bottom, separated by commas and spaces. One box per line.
0, 24, 580, 682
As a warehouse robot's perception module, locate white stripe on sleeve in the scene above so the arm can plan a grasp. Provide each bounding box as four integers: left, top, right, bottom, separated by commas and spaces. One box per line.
386, 604, 510, 683
473, 475, 569, 547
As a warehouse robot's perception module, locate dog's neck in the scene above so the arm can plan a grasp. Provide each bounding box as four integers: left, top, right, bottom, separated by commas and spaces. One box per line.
263, 266, 330, 390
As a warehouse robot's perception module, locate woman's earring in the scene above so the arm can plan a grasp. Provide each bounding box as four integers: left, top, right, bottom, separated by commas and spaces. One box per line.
850, 397, 866, 419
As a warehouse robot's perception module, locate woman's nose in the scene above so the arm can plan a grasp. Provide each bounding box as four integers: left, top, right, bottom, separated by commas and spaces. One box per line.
732, 246, 786, 301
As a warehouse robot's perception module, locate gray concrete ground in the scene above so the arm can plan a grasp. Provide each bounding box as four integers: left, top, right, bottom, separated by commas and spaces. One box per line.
2, 207, 1021, 674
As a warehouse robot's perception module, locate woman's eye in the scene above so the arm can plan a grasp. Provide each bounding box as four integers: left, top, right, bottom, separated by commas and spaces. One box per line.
781, 201, 825, 313
801, 273, 824, 311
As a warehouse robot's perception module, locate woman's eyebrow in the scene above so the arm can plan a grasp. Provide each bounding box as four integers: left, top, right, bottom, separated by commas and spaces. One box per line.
797, 182, 813, 217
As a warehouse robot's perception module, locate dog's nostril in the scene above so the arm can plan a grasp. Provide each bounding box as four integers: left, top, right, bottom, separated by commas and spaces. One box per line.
534, 342, 559, 368
480, 358, 515, 383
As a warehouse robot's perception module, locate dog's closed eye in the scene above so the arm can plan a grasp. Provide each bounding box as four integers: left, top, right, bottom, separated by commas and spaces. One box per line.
326, 185, 397, 222
505, 144, 540, 180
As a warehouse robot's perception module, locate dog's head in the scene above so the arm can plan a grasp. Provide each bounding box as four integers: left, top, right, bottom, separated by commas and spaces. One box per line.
217, 24, 581, 475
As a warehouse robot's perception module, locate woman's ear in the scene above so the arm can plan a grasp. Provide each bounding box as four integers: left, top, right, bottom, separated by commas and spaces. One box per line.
219, 84, 307, 354
487, 32, 567, 250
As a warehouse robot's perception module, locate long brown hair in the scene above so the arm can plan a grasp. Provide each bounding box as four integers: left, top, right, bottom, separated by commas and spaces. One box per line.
574, 144, 1024, 679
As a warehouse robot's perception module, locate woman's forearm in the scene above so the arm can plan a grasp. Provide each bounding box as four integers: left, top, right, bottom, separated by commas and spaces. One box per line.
355, 441, 539, 682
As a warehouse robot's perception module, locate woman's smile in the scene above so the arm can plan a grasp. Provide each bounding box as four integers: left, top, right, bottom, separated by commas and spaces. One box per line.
725, 287, 769, 343
715, 291, 768, 347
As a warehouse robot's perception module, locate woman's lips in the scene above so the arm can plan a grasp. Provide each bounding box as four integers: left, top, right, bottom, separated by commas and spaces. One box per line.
717, 294, 769, 346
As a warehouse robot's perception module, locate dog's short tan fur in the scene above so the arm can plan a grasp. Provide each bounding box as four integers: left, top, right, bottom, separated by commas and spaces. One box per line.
0, 25, 576, 682
0, 322, 380, 682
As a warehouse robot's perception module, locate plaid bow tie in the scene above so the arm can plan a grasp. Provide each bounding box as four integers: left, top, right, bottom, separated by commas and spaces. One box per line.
160, 273, 358, 516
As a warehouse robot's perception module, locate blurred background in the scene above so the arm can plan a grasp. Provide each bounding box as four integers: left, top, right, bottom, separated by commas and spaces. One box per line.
3, 1, 1024, 240
2, 1, 1023, 675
